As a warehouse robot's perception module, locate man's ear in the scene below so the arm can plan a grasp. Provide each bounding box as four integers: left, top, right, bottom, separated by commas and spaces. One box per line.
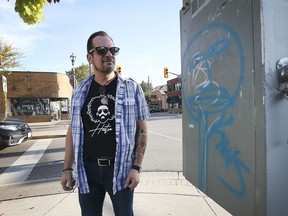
86, 53, 92, 64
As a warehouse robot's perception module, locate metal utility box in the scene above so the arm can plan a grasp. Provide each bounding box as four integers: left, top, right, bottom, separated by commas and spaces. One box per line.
180, 0, 288, 215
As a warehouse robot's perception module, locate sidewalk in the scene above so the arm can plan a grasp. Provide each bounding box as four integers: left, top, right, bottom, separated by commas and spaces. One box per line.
0, 172, 231, 216
0, 120, 232, 216
29, 120, 70, 139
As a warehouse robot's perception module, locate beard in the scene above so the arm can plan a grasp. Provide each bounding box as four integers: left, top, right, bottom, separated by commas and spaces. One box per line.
95, 57, 115, 74
100, 64, 114, 74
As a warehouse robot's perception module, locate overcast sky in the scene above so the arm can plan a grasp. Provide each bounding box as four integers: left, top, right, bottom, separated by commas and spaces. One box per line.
0, 0, 182, 87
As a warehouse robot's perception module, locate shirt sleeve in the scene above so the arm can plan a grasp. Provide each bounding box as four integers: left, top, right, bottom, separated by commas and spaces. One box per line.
135, 83, 150, 120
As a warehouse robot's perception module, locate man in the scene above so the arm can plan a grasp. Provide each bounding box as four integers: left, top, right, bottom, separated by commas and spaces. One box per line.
61, 31, 150, 216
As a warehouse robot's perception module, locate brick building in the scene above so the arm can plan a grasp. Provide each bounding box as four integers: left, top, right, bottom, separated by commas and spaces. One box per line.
166, 77, 182, 113
0, 71, 73, 123
150, 85, 168, 111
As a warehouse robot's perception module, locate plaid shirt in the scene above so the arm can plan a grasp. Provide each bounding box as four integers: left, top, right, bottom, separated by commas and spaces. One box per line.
70, 73, 150, 194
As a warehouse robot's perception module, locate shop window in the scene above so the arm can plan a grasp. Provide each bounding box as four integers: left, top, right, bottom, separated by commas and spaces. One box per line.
9, 98, 50, 116
36, 98, 50, 115
61, 99, 69, 114
175, 82, 182, 91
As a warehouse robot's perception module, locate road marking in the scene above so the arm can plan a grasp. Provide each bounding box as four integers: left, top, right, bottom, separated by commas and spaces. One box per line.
148, 131, 182, 141
0, 139, 52, 185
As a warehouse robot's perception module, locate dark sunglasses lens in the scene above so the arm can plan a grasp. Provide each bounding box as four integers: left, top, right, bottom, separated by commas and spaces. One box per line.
110, 47, 119, 55
96, 47, 108, 55
94, 47, 119, 55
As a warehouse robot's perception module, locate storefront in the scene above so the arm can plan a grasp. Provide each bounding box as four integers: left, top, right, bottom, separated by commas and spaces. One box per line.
0, 71, 73, 122
166, 77, 182, 113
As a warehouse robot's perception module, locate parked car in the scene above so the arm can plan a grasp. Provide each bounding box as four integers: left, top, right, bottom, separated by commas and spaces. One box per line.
149, 106, 161, 113
0, 118, 32, 147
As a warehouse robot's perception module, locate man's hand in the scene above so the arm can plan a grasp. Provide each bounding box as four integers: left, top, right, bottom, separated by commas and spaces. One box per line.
125, 169, 140, 190
61, 125, 76, 191
61, 173, 76, 191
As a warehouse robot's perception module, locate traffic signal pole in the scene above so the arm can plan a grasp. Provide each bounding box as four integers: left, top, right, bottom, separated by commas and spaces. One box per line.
164, 67, 181, 78
168, 71, 181, 78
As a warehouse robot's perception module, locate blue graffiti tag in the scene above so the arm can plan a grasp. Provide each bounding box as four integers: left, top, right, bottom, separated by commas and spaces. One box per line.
182, 23, 250, 197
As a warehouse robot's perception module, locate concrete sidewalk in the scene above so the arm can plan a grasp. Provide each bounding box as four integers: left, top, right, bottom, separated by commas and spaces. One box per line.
0, 172, 231, 216
0, 120, 232, 216
29, 120, 70, 139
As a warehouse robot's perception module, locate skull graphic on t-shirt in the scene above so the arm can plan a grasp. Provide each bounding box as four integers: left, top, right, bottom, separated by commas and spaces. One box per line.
86, 94, 115, 136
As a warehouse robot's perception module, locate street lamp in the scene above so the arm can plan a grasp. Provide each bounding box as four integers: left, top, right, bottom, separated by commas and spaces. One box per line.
70, 53, 76, 88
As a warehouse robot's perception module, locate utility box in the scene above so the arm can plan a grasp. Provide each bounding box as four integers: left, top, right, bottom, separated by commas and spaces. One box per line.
180, 0, 288, 215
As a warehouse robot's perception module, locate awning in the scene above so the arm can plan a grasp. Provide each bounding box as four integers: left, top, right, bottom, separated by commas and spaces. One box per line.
166, 96, 179, 103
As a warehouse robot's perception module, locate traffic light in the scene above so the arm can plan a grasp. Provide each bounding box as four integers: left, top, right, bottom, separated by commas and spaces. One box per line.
164, 67, 169, 78
116, 66, 122, 75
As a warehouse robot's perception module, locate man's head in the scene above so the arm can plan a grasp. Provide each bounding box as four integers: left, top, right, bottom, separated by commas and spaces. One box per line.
86, 31, 120, 75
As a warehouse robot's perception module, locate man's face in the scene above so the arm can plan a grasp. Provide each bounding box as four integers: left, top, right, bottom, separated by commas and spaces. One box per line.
88, 36, 116, 74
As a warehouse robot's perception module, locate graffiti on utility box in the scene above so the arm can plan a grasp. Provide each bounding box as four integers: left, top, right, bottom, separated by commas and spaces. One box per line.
182, 23, 250, 197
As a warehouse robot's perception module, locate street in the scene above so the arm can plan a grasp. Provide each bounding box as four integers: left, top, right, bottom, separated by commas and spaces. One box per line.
0, 113, 182, 201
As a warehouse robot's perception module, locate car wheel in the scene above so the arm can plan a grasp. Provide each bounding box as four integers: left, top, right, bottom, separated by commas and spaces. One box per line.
0, 139, 9, 147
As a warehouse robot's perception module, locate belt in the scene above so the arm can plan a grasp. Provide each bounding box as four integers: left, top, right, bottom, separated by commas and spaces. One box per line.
84, 157, 114, 166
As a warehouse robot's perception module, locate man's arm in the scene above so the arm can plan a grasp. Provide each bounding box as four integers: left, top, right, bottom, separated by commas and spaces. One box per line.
133, 120, 148, 166
61, 125, 75, 191
125, 119, 148, 189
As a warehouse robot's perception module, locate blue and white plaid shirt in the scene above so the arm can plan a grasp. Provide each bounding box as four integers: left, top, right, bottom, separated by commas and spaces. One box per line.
70, 73, 150, 194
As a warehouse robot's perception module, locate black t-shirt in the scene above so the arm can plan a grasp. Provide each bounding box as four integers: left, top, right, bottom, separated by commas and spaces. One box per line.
81, 78, 117, 158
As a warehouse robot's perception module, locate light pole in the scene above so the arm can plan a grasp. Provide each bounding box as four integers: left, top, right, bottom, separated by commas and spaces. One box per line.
70, 53, 76, 88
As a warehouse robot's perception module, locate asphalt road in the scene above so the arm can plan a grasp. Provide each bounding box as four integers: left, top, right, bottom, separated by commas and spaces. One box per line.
0, 113, 182, 200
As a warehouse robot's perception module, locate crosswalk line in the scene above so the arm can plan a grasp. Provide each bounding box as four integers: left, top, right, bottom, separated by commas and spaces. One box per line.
0, 139, 52, 185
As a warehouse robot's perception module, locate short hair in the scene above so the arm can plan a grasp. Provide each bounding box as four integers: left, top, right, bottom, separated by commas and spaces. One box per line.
86, 31, 114, 53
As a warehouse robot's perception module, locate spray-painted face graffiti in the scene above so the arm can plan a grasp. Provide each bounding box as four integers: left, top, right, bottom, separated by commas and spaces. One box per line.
182, 23, 250, 197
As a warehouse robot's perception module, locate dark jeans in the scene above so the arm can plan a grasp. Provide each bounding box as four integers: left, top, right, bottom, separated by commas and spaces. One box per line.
78, 162, 134, 216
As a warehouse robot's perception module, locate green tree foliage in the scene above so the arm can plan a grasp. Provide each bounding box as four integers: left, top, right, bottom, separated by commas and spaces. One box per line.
0, 38, 23, 73
8, 0, 60, 25
66, 63, 90, 84
140, 81, 153, 102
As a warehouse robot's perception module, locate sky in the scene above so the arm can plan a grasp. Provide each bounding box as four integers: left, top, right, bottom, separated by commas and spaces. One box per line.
0, 0, 182, 87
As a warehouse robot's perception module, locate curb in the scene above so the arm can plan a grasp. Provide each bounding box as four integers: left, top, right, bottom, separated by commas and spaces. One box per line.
30, 135, 66, 140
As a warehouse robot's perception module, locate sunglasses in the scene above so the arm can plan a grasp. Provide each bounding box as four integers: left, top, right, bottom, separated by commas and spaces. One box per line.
88, 46, 120, 56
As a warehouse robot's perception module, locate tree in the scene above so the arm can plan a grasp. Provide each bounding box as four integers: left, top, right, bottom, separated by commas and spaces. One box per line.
0, 38, 23, 120
0, 38, 23, 73
8, 0, 60, 25
140, 81, 153, 102
66, 63, 90, 84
